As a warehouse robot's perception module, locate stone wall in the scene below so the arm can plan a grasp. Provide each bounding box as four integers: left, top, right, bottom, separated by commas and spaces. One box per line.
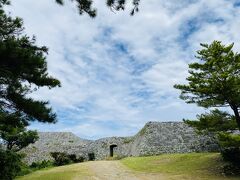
21, 132, 92, 163
21, 122, 219, 164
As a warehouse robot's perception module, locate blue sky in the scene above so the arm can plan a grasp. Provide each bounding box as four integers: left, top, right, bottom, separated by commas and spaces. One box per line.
6, 0, 240, 139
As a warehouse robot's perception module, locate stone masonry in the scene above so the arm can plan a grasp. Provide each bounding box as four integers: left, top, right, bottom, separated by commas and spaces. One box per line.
21, 122, 219, 164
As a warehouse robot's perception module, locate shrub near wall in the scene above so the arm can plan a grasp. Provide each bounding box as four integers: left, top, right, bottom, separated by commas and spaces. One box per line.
218, 133, 240, 175
50, 152, 85, 166
30, 160, 53, 169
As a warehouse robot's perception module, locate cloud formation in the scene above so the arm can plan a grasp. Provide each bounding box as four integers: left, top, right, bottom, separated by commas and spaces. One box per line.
7, 0, 240, 139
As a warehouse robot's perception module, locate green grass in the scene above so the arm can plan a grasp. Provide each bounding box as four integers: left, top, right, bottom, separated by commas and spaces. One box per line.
16, 163, 90, 180
16, 153, 240, 180
121, 153, 240, 180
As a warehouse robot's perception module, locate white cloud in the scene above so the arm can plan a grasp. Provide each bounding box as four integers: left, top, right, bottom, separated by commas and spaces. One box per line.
7, 0, 240, 139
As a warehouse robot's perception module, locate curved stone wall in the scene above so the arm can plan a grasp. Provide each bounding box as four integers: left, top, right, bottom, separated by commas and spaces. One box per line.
21, 122, 219, 164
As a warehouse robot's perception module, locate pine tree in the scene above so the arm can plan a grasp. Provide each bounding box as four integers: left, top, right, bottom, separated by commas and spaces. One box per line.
0, 6, 60, 151
0, 2, 60, 178
174, 41, 240, 129
174, 41, 240, 173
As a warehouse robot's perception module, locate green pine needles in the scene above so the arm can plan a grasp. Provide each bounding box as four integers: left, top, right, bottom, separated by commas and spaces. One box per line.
174, 41, 240, 129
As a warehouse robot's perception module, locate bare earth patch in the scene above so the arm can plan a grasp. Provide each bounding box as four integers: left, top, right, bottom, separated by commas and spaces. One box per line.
84, 160, 166, 180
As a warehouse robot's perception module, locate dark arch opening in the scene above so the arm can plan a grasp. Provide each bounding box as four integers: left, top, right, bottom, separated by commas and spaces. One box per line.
88, 153, 95, 161
109, 144, 117, 157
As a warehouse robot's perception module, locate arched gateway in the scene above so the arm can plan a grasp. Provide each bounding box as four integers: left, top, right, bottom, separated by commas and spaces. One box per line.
109, 144, 117, 157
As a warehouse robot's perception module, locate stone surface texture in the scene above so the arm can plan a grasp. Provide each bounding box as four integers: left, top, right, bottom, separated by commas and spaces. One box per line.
21, 122, 219, 164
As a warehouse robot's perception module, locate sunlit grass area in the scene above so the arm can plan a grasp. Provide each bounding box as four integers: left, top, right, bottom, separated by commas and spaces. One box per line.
16, 163, 91, 180
121, 153, 240, 180
16, 153, 240, 180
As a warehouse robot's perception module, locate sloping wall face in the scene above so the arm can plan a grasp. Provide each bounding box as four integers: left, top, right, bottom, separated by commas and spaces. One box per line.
127, 122, 218, 156
21, 122, 219, 164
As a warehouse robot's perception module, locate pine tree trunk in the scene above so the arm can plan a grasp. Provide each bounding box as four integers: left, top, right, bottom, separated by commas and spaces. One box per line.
231, 105, 240, 130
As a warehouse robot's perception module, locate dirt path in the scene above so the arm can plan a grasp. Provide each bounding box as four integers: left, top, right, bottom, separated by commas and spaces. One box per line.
79, 160, 166, 180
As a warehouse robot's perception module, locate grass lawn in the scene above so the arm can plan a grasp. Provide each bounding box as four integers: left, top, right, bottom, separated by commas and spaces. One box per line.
121, 153, 240, 180
16, 163, 91, 180
16, 153, 240, 180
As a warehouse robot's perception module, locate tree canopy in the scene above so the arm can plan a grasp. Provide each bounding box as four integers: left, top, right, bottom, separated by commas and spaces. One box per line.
175, 41, 240, 173
0, 0, 140, 18
184, 109, 238, 134
174, 41, 240, 129
0, 1, 60, 151
0, 1, 62, 177
55, 0, 140, 17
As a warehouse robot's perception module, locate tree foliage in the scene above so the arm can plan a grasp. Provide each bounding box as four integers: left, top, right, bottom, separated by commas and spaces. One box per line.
55, 0, 140, 17
218, 132, 240, 173
0, 149, 23, 180
0, 8, 60, 121
174, 41, 240, 129
0, 112, 39, 151
184, 110, 240, 174
50, 152, 85, 166
0, 0, 141, 18
0, 2, 60, 179
0, 6, 60, 151
175, 41, 240, 174
184, 109, 238, 134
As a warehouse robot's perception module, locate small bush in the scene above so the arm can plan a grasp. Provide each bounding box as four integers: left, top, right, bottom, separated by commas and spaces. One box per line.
219, 133, 240, 167
221, 147, 240, 175
77, 156, 85, 162
50, 152, 72, 166
50, 152, 85, 166
30, 160, 53, 169
219, 133, 240, 175
17, 160, 53, 177
68, 154, 85, 163
223, 163, 240, 175
221, 148, 240, 165
67, 154, 77, 162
